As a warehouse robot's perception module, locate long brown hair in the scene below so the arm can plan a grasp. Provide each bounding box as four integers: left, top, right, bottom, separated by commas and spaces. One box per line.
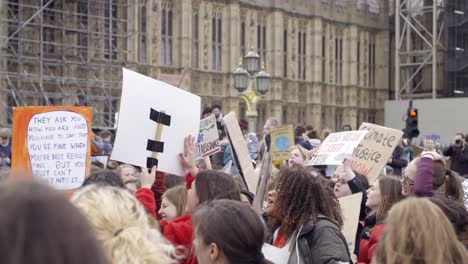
374, 176, 404, 222
193, 200, 272, 264
162, 185, 187, 218
375, 197, 468, 264
195, 170, 241, 204
270, 166, 343, 239
433, 161, 463, 203
0, 181, 107, 264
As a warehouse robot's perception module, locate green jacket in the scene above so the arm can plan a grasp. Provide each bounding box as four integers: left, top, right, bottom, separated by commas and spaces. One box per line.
287, 216, 351, 264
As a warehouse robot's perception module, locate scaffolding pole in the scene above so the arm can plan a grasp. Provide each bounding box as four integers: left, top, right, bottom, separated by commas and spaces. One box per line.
395, 0, 444, 100
0, 0, 135, 128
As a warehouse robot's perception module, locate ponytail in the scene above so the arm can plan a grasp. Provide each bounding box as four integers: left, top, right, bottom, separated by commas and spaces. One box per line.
443, 170, 464, 204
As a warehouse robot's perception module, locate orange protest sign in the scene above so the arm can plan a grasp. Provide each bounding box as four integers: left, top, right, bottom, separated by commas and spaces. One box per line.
11, 106, 92, 195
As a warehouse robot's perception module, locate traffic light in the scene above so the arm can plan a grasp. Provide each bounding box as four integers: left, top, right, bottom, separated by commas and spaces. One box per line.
405, 108, 419, 140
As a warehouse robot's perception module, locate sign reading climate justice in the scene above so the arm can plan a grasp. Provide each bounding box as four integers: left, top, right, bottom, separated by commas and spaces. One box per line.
353, 123, 403, 183
11, 107, 92, 191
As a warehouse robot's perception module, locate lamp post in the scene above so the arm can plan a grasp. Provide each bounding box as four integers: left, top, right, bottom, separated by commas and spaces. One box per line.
233, 49, 270, 134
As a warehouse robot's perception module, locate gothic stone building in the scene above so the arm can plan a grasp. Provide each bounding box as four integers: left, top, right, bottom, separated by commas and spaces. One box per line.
1, 0, 390, 131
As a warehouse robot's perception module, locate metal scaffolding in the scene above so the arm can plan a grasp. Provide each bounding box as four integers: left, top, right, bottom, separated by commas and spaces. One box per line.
394, 0, 445, 100
0, 0, 135, 129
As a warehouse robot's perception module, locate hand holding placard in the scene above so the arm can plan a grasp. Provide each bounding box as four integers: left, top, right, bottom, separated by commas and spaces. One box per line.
140, 166, 157, 189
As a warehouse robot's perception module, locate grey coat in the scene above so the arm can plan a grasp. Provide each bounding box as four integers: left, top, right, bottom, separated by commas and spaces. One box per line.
287, 216, 351, 264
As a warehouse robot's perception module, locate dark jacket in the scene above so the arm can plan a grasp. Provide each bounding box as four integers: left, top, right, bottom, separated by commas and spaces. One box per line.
295, 137, 313, 150
388, 146, 408, 176
443, 146, 468, 176
286, 216, 351, 264
348, 177, 368, 256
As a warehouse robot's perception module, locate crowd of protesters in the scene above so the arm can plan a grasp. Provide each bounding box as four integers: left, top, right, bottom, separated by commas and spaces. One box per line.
0, 103, 467, 264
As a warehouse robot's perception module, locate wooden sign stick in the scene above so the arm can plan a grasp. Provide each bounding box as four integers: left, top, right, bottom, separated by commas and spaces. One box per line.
203, 156, 212, 170
151, 110, 166, 162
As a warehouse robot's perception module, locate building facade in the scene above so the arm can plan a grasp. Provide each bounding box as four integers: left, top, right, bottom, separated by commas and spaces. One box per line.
1, 0, 390, 132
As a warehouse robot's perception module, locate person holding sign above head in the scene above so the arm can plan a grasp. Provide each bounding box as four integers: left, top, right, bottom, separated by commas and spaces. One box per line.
266, 166, 351, 264
357, 176, 403, 264
192, 200, 273, 264
334, 157, 368, 256
0, 182, 107, 264
374, 198, 468, 264
158, 135, 241, 264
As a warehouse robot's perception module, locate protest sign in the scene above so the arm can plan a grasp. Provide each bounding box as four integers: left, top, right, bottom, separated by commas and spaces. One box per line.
196, 115, 220, 159
306, 131, 368, 166
224, 112, 258, 192
111, 68, 201, 176
270, 125, 294, 161
262, 243, 289, 264
91, 155, 109, 167
11, 106, 92, 191
335, 123, 404, 184
338, 192, 363, 253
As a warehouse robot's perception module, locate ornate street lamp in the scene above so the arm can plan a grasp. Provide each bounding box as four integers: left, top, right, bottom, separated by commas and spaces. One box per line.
232, 49, 270, 134
233, 59, 249, 93
244, 50, 260, 74
256, 64, 270, 95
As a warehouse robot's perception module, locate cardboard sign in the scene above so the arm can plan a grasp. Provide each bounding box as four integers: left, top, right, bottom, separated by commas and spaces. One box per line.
307, 131, 368, 166
196, 115, 220, 159
223, 112, 258, 192
111, 68, 201, 176
11, 106, 92, 191
270, 125, 295, 161
338, 192, 363, 254
339, 123, 403, 184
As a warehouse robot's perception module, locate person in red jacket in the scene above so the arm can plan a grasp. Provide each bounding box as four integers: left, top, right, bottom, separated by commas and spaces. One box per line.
358, 176, 403, 264
158, 135, 242, 264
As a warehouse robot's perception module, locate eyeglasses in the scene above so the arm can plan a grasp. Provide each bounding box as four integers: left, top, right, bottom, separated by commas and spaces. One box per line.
1, 137, 8, 141
402, 170, 414, 186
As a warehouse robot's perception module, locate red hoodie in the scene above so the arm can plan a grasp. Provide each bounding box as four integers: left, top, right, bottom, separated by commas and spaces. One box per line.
135, 171, 199, 264
358, 223, 385, 264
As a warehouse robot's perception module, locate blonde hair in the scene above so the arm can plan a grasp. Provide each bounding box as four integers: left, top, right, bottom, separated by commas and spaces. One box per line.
162, 185, 187, 218
375, 197, 468, 264
71, 185, 175, 264
291, 145, 308, 161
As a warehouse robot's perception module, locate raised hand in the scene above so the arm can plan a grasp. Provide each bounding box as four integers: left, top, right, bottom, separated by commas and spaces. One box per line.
179, 135, 198, 176
140, 166, 157, 189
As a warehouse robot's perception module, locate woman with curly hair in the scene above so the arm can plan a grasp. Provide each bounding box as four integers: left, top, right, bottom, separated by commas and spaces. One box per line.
374, 197, 468, 264
71, 185, 177, 264
267, 166, 350, 264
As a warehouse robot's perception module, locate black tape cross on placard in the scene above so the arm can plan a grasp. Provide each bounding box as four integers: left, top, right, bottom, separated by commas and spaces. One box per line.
146, 108, 171, 168
150, 108, 171, 126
